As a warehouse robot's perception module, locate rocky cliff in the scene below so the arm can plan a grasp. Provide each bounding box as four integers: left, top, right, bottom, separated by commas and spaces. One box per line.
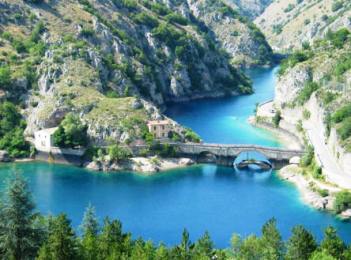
273, 28, 351, 181
0, 0, 273, 145
256, 0, 351, 51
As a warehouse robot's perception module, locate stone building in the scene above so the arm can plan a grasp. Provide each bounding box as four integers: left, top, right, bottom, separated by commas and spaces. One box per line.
147, 120, 173, 139
34, 127, 58, 152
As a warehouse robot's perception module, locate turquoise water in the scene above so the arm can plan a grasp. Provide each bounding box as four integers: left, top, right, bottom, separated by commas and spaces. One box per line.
0, 66, 350, 247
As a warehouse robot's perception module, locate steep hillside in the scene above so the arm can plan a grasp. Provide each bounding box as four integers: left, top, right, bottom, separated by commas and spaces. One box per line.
0, 0, 268, 148
162, 0, 273, 67
256, 0, 351, 51
274, 28, 351, 177
225, 0, 273, 19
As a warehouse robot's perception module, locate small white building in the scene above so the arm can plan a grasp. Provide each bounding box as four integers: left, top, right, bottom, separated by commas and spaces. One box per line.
147, 120, 173, 139
34, 127, 58, 152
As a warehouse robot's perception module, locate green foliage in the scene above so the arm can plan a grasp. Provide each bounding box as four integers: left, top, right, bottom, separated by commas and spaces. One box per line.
132, 13, 159, 28
0, 66, 11, 89
272, 110, 282, 128
53, 113, 88, 148
285, 225, 317, 260
295, 81, 319, 105
151, 143, 177, 157
320, 226, 345, 259
184, 128, 201, 143
165, 13, 188, 25
300, 145, 314, 167
326, 28, 350, 48
334, 190, 351, 213
332, 103, 351, 123
332, 1, 343, 12
278, 51, 310, 75
1, 176, 351, 259
337, 117, 351, 141
0, 175, 44, 259
0, 102, 29, 157
107, 144, 132, 162
37, 214, 79, 260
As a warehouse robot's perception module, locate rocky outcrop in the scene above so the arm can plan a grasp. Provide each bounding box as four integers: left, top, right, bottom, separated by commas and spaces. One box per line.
0, 151, 11, 162
85, 156, 195, 173
255, 0, 351, 51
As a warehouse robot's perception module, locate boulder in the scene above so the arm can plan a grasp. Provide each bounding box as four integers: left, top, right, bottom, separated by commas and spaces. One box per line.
179, 158, 195, 166
0, 150, 10, 162
340, 209, 351, 219
289, 156, 301, 165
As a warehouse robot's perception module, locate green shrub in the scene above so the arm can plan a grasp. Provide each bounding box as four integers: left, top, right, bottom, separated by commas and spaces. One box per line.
0, 66, 11, 89
165, 13, 188, 26
334, 190, 351, 213
108, 144, 132, 162
332, 104, 351, 123
278, 51, 310, 75
53, 113, 88, 148
337, 117, 351, 140
272, 110, 282, 128
332, 1, 343, 12
295, 81, 319, 105
326, 28, 350, 48
184, 128, 201, 143
132, 13, 159, 28
0, 102, 29, 157
300, 145, 314, 167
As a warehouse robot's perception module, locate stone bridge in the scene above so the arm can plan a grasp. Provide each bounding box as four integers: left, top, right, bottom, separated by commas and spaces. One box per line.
133, 143, 305, 169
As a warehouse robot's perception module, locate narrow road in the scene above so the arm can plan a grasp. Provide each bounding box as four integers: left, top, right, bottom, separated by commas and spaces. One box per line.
304, 121, 351, 189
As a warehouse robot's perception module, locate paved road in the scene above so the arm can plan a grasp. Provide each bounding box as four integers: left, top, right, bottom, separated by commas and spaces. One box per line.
304, 121, 351, 189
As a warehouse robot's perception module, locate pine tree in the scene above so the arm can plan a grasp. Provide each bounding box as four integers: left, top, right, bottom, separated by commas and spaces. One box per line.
261, 218, 284, 260
80, 204, 99, 260
320, 226, 345, 259
285, 225, 317, 260
173, 229, 193, 259
0, 175, 43, 259
193, 231, 214, 258
37, 214, 78, 260
97, 217, 131, 259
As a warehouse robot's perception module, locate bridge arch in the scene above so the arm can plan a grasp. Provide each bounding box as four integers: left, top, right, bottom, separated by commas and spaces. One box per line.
233, 150, 273, 171
197, 151, 217, 164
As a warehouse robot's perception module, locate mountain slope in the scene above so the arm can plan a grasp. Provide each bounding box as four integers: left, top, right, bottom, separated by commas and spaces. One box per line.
255, 0, 351, 51
0, 0, 272, 146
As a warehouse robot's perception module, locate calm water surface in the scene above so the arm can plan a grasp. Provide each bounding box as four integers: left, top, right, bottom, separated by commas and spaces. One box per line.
0, 67, 350, 247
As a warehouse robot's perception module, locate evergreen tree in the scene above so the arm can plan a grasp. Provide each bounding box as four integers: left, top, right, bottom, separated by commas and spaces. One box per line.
173, 229, 193, 259
320, 226, 345, 259
193, 231, 214, 258
80, 204, 99, 260
285, 225, 317, 260
97, 217, 131, 259
309, 250, 337, 260
155, 243, 170, 260
261, 218, 284, 260
0, 175, 43, 259
37, 214, 78, 260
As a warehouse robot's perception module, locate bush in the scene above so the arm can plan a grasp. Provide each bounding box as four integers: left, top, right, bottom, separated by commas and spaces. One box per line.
108, 144, 132, 162
53, 113, 88, 148
295, 81, 319, 105
184, 128, 201, 143
0, 66, 11, 89
334, 191, 351, 213
332, 104, 351, 123
272, 110, 282, 128
132, 13, 159, 28
165, 13, 188, 26
0, 102, 29, 157
337, 117, 351, 141
278, 51, 310, 75
326, 28, 350, 48
300, 145, 314, 167
332, 2, 343, 12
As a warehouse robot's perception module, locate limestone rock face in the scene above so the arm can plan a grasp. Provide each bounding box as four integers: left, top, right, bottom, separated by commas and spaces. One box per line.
275, 65, 311, 106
